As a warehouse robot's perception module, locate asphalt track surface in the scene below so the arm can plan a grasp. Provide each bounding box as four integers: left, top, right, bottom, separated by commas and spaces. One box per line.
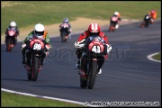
1, 21, 161, 106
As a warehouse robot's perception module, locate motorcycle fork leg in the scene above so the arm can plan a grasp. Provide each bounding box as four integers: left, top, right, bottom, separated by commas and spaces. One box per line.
80, 56, 87, 72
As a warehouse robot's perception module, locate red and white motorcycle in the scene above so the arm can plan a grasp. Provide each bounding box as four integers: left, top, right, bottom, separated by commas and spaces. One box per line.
109, 16, 120, 32
24, 38, 49, 81
75, 35, 110, 89
6, 29, 17, 52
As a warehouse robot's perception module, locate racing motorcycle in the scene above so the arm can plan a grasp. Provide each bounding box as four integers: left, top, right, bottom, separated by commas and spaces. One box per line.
60, 23, 70, 43
75, 35, 107, 89
140, 14, 151, 28
6, 29, 17, 52
109, 16, 120, 32
24, 38, 48, 81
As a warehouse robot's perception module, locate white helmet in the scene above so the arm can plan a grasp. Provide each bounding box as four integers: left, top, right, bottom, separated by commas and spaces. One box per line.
10, 21, 16, 27
114, 11, 119, 16
34, 23, 45, 39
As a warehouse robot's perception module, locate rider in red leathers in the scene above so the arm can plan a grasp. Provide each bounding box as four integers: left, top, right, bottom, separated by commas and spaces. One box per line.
148, 10, 157, 24
74, 23, 112, 75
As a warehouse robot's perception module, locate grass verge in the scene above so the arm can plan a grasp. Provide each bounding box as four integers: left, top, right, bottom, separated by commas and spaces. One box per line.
1, 91, 85, 107
152, 52, 161, 61
1, 1, 161, 34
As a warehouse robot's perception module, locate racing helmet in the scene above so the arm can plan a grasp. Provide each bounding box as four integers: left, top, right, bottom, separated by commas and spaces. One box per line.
114, 11, 119, 16
10, 21, 16, 27
63, 18, 69, 23
151, 10, 155, 14
34, 23, 45, 39
88, 23, 101, 34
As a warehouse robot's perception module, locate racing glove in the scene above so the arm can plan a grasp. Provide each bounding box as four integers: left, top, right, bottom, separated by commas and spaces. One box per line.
106, 44, 112, 54
74, 39, 86, 49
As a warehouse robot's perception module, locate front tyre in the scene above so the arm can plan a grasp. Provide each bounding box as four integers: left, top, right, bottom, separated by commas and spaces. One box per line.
61, 35, 64, 43
6, 38, 11, 52
32, 57, 39, 81
88, 60, 97, 89
61, 31, 66, 43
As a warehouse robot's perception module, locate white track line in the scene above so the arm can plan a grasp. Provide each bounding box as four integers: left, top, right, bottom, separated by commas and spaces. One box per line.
147, 52, 161, 62
1, 88, 96, 107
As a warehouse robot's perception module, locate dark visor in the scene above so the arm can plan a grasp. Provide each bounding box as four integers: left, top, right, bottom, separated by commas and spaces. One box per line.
35, 31, 44, 36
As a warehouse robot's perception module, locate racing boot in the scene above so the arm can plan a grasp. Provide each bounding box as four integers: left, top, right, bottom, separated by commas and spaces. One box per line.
96, 69, 102, 77
115, 24, 119, 29
98, 69, 102, 74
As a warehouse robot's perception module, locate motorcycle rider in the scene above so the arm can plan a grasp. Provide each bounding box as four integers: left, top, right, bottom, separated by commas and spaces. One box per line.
5, 21, 19, 45
110, 11, 121, 29
59, 18, 72, 38
21, 23, 52, 69
141, 13, 151, 28
74, 23, 112, 75
148, 10, 157, 24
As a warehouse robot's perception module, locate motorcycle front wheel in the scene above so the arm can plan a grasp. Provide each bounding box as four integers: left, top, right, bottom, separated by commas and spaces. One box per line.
61, 32, 67, 43
6, 38, 11, 52
31, 57, 39, 81
88, 61, 97, 89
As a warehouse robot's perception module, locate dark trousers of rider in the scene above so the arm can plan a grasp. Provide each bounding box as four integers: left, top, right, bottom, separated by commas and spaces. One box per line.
60, 29, 70, 36
110, 21, 117, 27
5, 36, 17, 45
75, 49, 82, 60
